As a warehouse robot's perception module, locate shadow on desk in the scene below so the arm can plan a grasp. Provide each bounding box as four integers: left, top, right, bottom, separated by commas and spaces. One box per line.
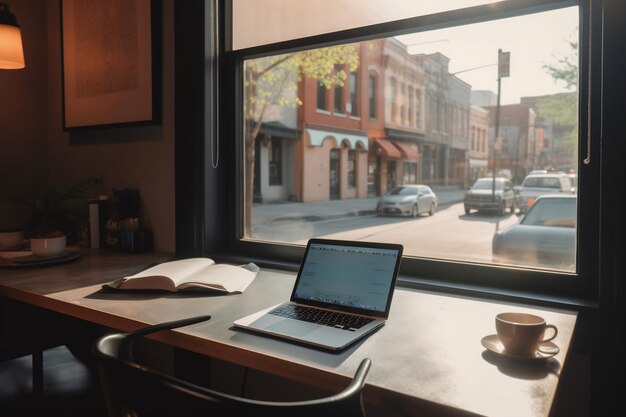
225, 324, 379, 371
85, 288, 240, 301
481, 350, 562, 380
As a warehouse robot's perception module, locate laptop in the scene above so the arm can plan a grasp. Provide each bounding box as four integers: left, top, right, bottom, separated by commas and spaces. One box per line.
233, 238, 403, 351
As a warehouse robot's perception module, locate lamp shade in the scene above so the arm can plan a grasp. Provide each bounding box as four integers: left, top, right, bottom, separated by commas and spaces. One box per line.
0, 3, 25, 69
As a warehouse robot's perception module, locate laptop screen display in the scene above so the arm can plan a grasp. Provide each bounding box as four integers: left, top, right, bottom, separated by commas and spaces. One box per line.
291, 240, 402, 316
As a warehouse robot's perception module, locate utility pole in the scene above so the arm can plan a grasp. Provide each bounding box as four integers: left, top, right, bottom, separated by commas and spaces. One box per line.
492, 49, 510, 196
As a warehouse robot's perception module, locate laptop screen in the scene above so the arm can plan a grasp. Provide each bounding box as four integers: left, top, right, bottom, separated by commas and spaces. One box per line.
291, 239, 403, 317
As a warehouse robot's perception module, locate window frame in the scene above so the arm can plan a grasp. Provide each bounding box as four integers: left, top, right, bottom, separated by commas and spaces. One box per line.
222, 0, 601, 305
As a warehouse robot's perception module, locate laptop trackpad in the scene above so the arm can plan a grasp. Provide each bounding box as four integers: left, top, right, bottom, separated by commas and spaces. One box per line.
267, 320, 318, 337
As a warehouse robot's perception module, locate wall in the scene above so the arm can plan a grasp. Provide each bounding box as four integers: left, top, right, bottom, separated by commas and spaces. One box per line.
1, 0, 175, 252
45, 0, 176, 252
0, 0, 48, 205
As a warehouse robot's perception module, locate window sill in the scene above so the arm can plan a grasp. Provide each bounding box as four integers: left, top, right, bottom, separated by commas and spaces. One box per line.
210, 250, 598, 313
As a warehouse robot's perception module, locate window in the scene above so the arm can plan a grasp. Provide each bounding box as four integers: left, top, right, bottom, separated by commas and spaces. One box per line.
334, 64, 344, 113
471, 127, 475, 150
415, 90, 421, 128
390, 77, 398, 123
230, 0, 597, 300
317, 81, 327, 110
400, 84, 406, 124
408, 87, 414, 127
349, 71, 358, 116
368, 74, 377, 118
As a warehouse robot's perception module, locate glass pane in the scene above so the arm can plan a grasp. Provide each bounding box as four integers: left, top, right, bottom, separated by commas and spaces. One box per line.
242, 6, 579, 273
233, 0, 505, 50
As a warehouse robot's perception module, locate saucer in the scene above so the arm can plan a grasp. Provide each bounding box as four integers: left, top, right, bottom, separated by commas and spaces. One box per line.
0, 250, 80, 267
481, 334, 559, 360
0, 240, 28, 251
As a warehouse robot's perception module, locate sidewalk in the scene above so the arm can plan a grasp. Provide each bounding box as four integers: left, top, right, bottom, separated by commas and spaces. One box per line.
253, 187, 466, 226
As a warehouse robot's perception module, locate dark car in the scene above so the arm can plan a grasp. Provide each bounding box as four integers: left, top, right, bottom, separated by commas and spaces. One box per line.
492, 195, 576, 270
464, 177, 517, 216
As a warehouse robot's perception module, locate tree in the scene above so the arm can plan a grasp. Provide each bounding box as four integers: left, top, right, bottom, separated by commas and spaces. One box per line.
537, 39, 578, 158
243, 45, 359, 236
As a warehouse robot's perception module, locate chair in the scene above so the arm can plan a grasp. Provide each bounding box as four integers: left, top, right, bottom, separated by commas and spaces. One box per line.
93, 315, 371, 417
1, 298, 105, 416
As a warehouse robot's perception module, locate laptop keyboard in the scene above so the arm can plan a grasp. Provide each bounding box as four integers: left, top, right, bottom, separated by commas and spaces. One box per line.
269, 304, 374, 331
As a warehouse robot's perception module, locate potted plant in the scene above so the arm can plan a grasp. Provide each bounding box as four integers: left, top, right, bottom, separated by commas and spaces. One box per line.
27, 178, 103, 252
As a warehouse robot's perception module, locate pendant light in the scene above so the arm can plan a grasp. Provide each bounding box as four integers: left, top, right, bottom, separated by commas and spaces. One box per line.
0, 3, 25, 69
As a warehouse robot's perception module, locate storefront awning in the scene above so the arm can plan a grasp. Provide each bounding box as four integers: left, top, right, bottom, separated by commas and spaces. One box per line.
392, 140, 420, 160
385, 127, 424, 142
307, 128, 368, 150
373, 138, 402, 158
259, 121, 299, 140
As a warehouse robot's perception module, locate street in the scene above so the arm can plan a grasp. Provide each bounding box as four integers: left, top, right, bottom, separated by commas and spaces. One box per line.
252, 201, 520, 265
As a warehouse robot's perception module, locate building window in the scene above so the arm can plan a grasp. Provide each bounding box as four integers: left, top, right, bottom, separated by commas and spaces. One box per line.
317, 81, 327, 110
348, 149, 356, 188
408, 87, 414, 127
425, 94, 431, 130
233, 0, 593, 299
369, 74, 377, 119
401, 84, 407, 125
415, 90, 421, 128
349, 71, 358, 116
390, 78, 398, 123
334, 64, 344, 113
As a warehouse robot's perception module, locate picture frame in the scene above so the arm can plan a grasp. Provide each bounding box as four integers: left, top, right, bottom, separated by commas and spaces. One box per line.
60, 0, 161, 130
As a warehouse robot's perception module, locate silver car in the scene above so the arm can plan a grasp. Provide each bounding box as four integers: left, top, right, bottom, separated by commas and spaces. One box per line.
376, 185, 438, 217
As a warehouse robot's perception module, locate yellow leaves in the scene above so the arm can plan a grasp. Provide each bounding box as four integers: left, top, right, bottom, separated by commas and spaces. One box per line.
244, 43, 360, 119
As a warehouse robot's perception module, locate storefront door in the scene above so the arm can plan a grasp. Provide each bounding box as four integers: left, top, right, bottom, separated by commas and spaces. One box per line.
329, 149, 340, 200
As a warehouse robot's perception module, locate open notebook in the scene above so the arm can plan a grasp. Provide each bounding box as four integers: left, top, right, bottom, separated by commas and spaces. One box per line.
234, 238, 403, 350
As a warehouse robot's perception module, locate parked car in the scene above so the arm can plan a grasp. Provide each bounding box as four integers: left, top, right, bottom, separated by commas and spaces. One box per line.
568, 173, 578, 193
517, 172, 575, 213
464, 177, 517, 216
492, 195, 576, 269
486, 169, 512, 180
376, 185, 437, 217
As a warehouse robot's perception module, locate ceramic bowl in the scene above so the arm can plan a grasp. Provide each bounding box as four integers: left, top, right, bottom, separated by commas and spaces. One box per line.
30, 235, 67, 257
0, 229, 25, 249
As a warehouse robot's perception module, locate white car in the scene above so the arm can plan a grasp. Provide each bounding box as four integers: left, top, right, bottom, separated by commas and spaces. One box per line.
517, 172, 575, 213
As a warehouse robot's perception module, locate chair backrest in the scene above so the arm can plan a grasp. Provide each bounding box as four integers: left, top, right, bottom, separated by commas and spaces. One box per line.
93, 315, 371, 417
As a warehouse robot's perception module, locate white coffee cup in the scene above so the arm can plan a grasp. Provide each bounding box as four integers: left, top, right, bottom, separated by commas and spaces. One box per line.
496, 312, 558, 356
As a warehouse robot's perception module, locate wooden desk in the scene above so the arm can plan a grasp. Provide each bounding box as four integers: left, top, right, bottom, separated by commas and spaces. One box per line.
0, 251, 577, 417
